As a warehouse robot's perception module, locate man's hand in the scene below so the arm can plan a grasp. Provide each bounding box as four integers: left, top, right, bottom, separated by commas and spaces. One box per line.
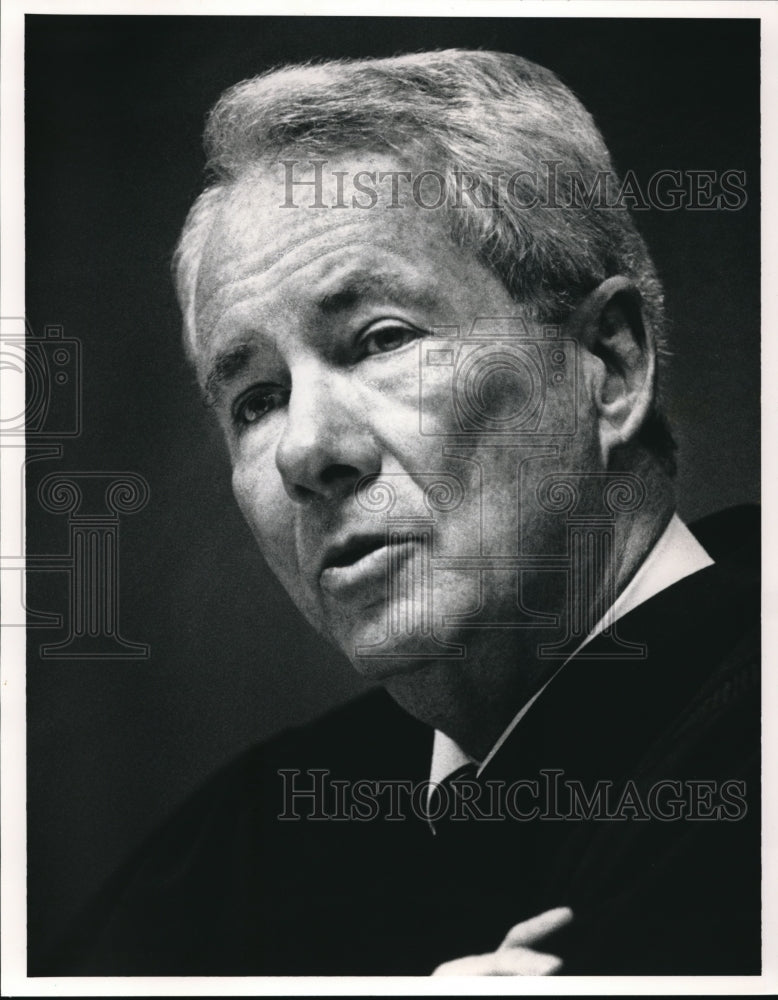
431, 906, 573, 976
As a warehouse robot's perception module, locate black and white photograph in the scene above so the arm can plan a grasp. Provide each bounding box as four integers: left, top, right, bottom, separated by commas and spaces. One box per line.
1, 1, 775, 992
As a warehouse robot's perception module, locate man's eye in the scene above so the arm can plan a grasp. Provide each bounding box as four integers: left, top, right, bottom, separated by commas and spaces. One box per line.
232, 385, 289, 428
361, 324, 421, 357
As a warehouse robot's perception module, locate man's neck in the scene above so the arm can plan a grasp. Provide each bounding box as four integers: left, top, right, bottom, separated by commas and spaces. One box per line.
429, 509, 714, 779
386, 493, 676, 760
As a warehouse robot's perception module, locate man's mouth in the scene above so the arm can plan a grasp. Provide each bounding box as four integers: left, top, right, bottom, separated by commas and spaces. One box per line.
319, 534, 413, 596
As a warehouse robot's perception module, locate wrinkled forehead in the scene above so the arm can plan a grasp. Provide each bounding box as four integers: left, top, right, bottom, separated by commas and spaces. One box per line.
191, 154, 466, 354
193, 167, 333, 321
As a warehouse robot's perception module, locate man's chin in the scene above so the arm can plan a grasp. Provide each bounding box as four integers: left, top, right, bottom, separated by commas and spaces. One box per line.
330, 605, 464, 683
345, 636, 454, 684
350, 653, 433, 684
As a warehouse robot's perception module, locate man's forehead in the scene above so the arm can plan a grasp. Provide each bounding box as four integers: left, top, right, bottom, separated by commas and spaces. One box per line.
200, 150, 420, 259
191, 158, 466, 352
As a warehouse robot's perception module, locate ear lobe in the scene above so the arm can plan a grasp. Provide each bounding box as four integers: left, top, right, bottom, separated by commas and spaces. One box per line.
568, 276, 657, 464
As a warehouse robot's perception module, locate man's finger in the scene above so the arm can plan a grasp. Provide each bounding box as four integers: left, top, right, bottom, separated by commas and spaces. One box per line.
500, 906, 573, 948
433, 947, 563, 976
494, 947, 564, 975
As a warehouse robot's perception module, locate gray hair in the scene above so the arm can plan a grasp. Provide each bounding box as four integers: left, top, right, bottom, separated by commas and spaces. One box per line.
174, 49, 675, 468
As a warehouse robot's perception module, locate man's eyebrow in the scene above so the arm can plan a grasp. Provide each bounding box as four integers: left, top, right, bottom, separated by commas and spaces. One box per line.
203, 343, 256, 407
201, 273, 437, 404
317, 272, 439, 314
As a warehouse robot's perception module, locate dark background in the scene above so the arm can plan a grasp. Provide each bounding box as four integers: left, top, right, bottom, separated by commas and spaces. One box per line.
25, 15, 760, 966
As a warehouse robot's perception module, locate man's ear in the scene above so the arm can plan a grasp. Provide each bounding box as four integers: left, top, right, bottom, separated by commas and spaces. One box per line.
566, 276, 656, 464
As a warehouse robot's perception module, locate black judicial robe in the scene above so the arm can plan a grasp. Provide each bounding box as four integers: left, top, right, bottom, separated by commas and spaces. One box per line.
40, 506, 760, 976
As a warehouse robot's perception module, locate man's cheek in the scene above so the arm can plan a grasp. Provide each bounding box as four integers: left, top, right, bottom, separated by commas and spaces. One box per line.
231, 466, 291, 551
231, 467, 258, 527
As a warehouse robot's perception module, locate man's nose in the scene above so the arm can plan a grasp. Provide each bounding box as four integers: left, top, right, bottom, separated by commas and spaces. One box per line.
275, 366, 380, 503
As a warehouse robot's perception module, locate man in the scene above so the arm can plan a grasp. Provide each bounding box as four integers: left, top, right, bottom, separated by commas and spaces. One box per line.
47, 49, 759, 976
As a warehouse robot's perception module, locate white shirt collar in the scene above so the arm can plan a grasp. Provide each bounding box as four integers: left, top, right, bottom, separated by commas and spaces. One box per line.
429, 514, 714, 785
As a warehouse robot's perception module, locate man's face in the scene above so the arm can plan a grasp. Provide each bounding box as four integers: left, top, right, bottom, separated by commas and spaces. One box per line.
192, 155, 600, 715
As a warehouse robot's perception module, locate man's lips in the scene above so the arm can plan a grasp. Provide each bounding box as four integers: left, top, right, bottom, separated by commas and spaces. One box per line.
319, 535, 414, 596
